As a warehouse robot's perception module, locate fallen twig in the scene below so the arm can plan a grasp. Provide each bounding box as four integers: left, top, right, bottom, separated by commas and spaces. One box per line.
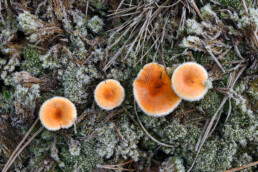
134, 101, 174, 148
188, 64, 247, 172
224, 161, 258, 172
97, 159, 136, 171
3, 117, 40, 172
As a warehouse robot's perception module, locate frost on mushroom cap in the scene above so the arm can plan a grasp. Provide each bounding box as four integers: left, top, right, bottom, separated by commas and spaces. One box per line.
94, 79, 125, 110
172, 62, 208, 101
39, 97, 77, 131
133, 63, 181, 117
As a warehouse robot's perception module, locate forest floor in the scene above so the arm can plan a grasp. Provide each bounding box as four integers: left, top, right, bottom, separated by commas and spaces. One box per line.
0, 0, 257, 172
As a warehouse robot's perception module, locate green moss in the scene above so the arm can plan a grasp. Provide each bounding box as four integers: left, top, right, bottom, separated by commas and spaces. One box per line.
59, 140, 103, 172
220, 51, 239, 70
25, 138, 56, 171
0, 89, 14, 114
216, 0, 252, 11
21, 46, 44, 76
190, 138, 237, 172
247, 78, 258, 101
199, 90, 223, 117
194, 51, 213, 66
160, 156, 185, 172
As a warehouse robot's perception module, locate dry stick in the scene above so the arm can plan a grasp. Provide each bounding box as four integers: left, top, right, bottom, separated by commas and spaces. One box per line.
241, 0, 258, 46
187, 97, 228, 172
99, 159, 135, 168
189, 0, 205, 21
195, 120, 209, 151
3, 126, 44, 172
208, 109, 223, 137
231, 38, 244, 60
134, 101, 174, 148
241, 0, 249, 17
97, 165, 136, 171
115, 0, 126, 14
187, 65, 247, 172
201, 40, 226, 73
224, 161, 258, 172
225, 97, 232, 122
2, 117, 40, 172
85, 0, 89, 18
104, 13, 143, 71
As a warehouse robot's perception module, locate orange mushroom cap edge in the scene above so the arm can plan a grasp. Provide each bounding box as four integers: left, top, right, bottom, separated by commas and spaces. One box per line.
39, 96, 77, 131
171, 62, 209, 101
94, 79, 125, 111
133, 62, 181, 117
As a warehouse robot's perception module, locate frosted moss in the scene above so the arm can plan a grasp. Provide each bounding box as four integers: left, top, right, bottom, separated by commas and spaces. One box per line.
17, 11, 42, 34
88, 16, 104, 33
96, 114, 143, 161
160, 156, 185, 172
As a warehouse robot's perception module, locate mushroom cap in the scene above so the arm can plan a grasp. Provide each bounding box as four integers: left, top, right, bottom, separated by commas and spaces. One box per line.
133, 63, 181, 117
172, 62, 208, 101
94, 79, 125, 110
39, 97, 77, 131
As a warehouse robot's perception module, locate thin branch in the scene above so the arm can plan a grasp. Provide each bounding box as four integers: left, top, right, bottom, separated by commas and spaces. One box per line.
3, 117, 40, 172
188, 0, 205, 21
241, 0, 249, 17
3, 126, 44, 172
201, 40, 226, 73
224, 161, 258, 172
134, 101, 174, 148
188, 64, 247, 172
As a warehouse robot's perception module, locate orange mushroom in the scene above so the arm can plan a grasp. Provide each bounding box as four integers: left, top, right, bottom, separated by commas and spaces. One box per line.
39, 97, 77, 131
172, 62, 208, 101
94, 79, 125, 110
133, 63, 181, 116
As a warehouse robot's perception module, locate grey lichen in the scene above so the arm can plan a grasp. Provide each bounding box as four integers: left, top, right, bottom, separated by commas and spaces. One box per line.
13, 84, 40, 124
59, 139, 103, 172
88, 15, 104, 33
96, 114, 143, 161
199, 90, 223, 117
17, 11, 42, 34
59, 61, 102, 104
191, 138, 237, 172
159, 156, 185, 172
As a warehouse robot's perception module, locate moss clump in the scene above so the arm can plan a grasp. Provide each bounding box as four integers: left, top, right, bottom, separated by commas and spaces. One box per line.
222, 110, 257, 147
199, 90, 223, 117
96, 114, 143, 161
139, 114, 201, 156
21, 47, 44, 76
59, 140, 103, 172
247, 78, 258, 101
0, 89, 14, 114
160, 156, 185, 172
190, 138, 237, 172
88, 16, 104, 33
25, 137, 56, 171
216, 0, 252, 11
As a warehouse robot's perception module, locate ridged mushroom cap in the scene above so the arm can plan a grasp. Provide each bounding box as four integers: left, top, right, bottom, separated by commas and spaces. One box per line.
133, 63, 181, 116
39, 97, 77, 131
